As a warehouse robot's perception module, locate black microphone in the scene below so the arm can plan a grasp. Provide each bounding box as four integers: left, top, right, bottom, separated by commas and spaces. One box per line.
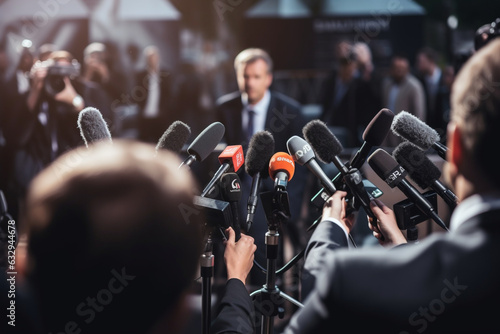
350, 108, 395, 169
155, 121, 191, 154
245, 131, 275, 233
303, 120, 377, 222
286, 135, 336, 195
367, 148, 449, 231
220, 172, 242, 240
201, 145, 244, 197
77, 107, 112, 147
393, 141, 458, 210
310, 108, 393, 209
391, 111, 448, 160
180, 122, 225, 168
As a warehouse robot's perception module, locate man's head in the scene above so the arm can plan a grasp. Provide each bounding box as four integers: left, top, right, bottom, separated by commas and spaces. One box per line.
390, 55, 410, 84
445, 38, 500, 198
234, 48, 273, 105
416, 46, 439, 76
23, 140, 203, 333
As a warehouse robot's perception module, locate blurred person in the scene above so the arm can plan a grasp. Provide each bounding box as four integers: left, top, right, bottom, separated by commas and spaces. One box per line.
416, 46, 448, 134
435, 65, 455, 139
320, 41, 376, 147
1, 50, 109, 224
227, 36, 500, 334
135, 45, 174, 143
216, 47, 307, 290
381, 53, 426, 147
0, 45, 8, 82
36, 43, 57, 62
81, 41, 125, 117
352, 42, 383, 138
7, 140, 256, 334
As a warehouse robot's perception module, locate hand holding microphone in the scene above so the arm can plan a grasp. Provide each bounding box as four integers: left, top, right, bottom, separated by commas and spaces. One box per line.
368, 199, 407, 247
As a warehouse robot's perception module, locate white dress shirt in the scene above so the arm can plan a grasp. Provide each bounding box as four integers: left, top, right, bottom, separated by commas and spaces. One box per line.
241, 90, 270, 135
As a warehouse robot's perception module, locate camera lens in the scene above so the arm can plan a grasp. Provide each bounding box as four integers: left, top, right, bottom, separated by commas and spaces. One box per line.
44, 75, 66, 97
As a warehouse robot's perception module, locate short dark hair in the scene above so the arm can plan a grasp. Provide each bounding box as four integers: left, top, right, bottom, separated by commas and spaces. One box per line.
25, 140, 203, 333
451, 38, 500, 188
418, 46, 439, 64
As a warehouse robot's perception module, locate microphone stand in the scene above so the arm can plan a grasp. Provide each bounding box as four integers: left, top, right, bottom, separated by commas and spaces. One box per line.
250, 189, 304, 334
200, 230, 214, 334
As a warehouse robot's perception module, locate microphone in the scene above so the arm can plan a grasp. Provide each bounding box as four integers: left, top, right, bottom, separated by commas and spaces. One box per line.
287, 135, 336, 195
391, 111, 448, 160
180, 122, 225, 168
220, 172, 242, 240
268, 152, 295, 191
303, 120, 377, 221
201, 145, 244, 197
350, 108, 395, 169
393, 141, 458, 210
367, 148, 449, 231
155, 121, 191, 154
309, 108, 393, 209
77, 107, 112, 147
245, 131, 275, 233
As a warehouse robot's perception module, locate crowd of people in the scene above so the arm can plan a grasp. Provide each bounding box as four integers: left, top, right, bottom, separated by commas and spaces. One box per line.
1, 19, 500, 333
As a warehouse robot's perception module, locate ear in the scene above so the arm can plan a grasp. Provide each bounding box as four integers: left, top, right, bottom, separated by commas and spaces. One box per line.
447, 122, 463, 168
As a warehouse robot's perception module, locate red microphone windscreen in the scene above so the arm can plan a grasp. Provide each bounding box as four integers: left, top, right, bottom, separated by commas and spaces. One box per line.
269, 152, 295, 181
218, 145, 244, 172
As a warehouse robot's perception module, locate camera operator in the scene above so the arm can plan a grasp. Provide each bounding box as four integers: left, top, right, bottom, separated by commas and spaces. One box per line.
2, 50, 109, 224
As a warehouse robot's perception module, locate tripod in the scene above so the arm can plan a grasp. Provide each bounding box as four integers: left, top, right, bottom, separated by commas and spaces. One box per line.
200, 231, 214, 334
250, 189, 304, 334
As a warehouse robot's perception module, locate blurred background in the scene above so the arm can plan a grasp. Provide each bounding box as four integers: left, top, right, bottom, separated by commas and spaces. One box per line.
1, 0, 499, 136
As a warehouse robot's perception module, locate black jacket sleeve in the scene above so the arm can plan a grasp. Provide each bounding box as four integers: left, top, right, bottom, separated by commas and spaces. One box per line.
211, 278, 255, 334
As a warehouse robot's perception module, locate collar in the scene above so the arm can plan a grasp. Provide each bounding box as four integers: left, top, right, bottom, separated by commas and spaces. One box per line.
241, 90, 271, 115
449, 192, 500, 231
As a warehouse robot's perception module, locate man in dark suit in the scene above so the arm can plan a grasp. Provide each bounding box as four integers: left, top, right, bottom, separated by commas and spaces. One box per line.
216, 48, 307, 289
320, 41, 380, 148
416, 46, 448, 135
135, 45, 173, 143
219, 36, 500, 334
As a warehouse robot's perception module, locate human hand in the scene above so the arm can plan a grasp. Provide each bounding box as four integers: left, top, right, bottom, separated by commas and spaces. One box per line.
224, 227, 256, 283
322, 191, 356, 234
368, 199, 407, 247
54, 77, 83, 111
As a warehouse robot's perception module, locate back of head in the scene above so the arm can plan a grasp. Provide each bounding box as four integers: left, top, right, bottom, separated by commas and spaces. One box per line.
24, 140, 203, 333
451, 38, 500, 188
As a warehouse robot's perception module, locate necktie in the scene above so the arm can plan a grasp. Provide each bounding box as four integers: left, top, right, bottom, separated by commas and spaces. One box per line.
246, 108, 255, 142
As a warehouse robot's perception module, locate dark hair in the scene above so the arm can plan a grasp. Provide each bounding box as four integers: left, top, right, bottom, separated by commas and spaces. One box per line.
25, 140, 203, 333
418, 46, 439, 64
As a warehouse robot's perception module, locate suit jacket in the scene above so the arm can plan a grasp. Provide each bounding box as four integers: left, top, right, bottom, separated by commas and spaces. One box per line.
135, 69, 172, 121
284, 208, 500, 333
381, 75, 426, 148
320, 71, 380, 148
211, 279, 256, 334
417, 71, 449, 134
221, 206, 500, 333
215, 90, 308, 284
